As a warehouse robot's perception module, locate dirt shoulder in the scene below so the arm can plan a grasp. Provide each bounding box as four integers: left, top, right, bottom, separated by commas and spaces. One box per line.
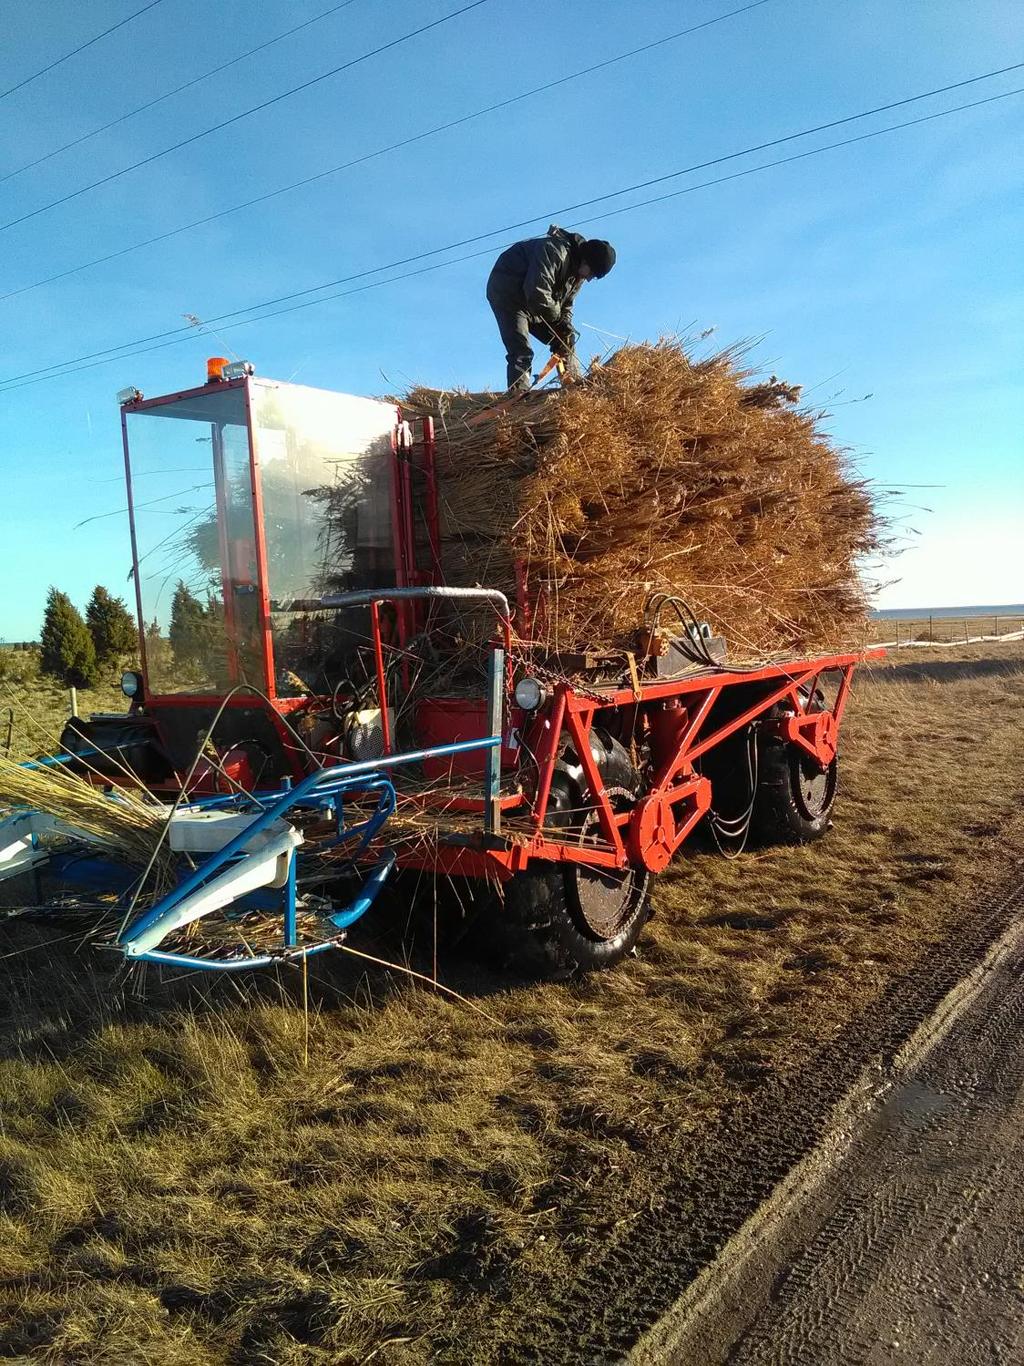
1, 644, 1023, 1363
636, 878, 1024, 1366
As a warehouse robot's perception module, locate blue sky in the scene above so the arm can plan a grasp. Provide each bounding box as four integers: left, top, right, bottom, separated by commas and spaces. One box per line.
0, 0, 1021, 640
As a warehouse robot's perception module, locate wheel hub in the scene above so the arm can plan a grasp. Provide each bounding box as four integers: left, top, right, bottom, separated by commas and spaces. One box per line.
793, 751, 836, 820
799, 762, 829, 813
566, 790, 649, 940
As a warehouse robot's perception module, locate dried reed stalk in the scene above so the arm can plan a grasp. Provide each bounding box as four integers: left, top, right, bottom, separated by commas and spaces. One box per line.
403, 340, 886, 657
0, 753, 175, 883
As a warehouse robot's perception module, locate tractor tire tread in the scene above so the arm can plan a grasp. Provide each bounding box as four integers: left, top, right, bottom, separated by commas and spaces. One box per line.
752, 739, 837, 845
498, 868, 652, 979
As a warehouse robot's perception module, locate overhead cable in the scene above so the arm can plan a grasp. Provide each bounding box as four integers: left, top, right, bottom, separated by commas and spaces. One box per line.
0, 0, 363, 185
0, 0, 165, 102
0, 0, 494, 235
2, 83, 1020, 396
1, 70, 1020, 392
0, 0, 773, 302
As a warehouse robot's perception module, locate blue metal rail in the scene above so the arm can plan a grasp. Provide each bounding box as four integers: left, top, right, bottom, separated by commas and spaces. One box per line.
115, 734, 501, 971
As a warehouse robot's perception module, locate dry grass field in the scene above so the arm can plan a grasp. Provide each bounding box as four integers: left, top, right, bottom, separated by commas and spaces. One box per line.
0, 649, 124, 764
1, 643, 1023, 1362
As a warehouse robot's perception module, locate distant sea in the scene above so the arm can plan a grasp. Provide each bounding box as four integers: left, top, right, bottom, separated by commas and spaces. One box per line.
872, 603, 1024, 620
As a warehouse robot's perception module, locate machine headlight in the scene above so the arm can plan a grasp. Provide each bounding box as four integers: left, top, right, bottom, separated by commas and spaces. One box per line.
121, 670, 143, 699
344, 708, 393, 761
514, 676, 547, 711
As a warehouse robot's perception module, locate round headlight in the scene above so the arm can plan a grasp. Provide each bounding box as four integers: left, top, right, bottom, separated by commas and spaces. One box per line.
514, 676, 547, 711
121, 670, 142, 699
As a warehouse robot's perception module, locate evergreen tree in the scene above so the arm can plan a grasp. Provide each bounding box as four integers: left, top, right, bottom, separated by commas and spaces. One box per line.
39, 588, 98, 687
169, 582, 208, 665
142, 617, 170, 683
85, 585, 138, 666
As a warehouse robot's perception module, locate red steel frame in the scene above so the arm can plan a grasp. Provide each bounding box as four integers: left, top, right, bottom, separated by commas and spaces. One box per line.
392, 649, 878, 882
120, 371, 879, 882
121, 376, 406, 753
388, 417, 443, 634
419, 417, 442, 583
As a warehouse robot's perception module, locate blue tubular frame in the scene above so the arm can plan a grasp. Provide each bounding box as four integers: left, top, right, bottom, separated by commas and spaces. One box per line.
128, 936, 346, 973
115, 735, 500, 972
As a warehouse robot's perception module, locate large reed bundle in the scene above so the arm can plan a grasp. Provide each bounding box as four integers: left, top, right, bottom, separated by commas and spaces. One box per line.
405, 340, 884, 658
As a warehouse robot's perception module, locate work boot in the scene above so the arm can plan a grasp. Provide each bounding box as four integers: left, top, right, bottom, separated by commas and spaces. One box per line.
506, 373, 532, 396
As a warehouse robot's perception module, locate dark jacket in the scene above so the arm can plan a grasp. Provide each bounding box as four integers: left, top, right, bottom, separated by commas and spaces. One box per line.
487, 225, 586, 341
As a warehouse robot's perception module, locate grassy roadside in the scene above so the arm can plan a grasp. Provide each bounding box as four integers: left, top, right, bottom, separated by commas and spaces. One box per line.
1, 644, 1023, 1363
0, 648, 123, 762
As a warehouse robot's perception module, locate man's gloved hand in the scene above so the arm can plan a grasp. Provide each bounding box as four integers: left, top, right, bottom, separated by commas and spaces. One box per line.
549, 324, 578, 356
549, 323, 580, 380
554, 349, 582, 384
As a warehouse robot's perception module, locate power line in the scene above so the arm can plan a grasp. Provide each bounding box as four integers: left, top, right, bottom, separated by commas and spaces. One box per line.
572, 87, 1024, 229
6, 79, 1020, 389
0, 0, 774, 304
4, 82, 1021, 401
2, 83, 1020, 397
148, 85, 1024, 334
0, 0, 363, 186
0, 0, 166, 102
3, 63, 1020, 390
0, 0, 493, 236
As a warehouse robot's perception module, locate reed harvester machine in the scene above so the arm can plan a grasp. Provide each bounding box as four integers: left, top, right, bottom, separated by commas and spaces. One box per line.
0, 360, 878, 975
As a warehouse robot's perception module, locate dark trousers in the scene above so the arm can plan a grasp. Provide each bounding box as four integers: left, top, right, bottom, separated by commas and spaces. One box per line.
486, 273, 559, 390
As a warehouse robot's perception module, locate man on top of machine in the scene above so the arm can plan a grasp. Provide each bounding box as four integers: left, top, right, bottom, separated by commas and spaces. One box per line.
486, 224, 616, 393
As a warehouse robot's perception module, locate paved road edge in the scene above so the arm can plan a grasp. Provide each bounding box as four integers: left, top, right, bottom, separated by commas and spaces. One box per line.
630, 878, 1024, 1366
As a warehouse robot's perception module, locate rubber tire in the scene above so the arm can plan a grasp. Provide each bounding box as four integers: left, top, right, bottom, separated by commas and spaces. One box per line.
752, 739, 838, 845
494, 733, 652, 977
497, 861, 652, 979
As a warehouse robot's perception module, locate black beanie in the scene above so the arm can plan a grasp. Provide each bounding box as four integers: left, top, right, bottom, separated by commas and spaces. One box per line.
581, 239, 616, 278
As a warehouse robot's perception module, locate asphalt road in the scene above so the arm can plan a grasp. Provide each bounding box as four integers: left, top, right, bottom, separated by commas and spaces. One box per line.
719, 931, 1024, 1366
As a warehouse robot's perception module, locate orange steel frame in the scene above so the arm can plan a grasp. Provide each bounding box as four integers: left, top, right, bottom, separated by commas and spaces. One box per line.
391, 647, 880, 883
120, 371, 878, 872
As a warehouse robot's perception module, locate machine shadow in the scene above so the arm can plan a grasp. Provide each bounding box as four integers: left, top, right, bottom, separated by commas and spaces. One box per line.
0, 877, 526, 1066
